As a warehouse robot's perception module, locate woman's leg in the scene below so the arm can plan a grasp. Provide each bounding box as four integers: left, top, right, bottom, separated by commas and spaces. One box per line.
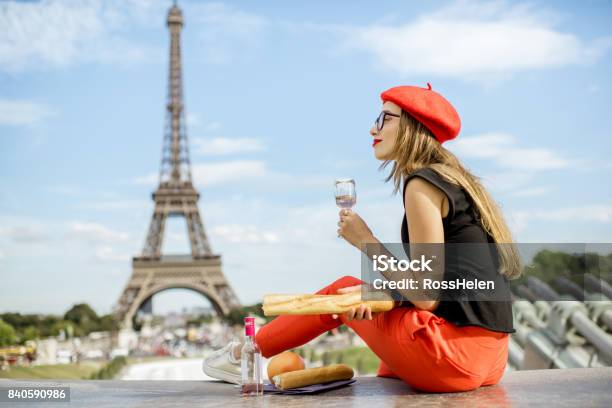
256, 274, 398, 379
481, 335, 509, 386
342, 308, 495, 392
342, 309, 414, 381
255, 275, 362, 358
256, 275, 500, 392
376, 361, 400, 379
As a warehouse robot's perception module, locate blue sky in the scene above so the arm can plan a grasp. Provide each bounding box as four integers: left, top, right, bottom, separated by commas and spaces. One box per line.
1, 0, 611, 315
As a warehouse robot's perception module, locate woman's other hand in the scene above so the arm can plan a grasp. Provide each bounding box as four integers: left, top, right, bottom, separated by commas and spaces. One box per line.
337, 209, 375, 249
331, 284, 373, 321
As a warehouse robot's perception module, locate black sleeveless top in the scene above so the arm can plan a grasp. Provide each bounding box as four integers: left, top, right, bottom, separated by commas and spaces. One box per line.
400, 168, 515, 333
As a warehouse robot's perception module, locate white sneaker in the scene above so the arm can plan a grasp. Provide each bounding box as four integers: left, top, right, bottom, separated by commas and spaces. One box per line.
202, 339, 242, 384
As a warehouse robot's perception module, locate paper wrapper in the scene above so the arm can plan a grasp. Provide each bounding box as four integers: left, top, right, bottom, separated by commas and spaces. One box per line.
272, 364, 354, 390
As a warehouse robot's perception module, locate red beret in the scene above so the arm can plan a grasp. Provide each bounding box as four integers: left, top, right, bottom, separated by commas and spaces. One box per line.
380, 83, 461, 144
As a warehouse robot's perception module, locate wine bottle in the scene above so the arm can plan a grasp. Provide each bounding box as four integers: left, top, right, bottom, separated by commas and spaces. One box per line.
241, 316, 263, 396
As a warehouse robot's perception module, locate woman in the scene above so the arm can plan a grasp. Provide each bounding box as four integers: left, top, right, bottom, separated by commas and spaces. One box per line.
203, 83, 521, 393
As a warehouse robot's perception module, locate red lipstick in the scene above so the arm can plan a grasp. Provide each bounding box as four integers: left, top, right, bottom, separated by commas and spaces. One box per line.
373, 139, 382, 147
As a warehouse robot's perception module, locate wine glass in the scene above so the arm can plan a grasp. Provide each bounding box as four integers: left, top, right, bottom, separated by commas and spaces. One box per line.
335, 178, 356, 209
335, 178, 356, 238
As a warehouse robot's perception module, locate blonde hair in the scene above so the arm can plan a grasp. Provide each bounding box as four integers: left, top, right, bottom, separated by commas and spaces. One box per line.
382, 111, 522, 279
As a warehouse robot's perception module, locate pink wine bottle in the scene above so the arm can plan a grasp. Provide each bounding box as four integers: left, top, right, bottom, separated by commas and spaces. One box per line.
241, 317, 263, 396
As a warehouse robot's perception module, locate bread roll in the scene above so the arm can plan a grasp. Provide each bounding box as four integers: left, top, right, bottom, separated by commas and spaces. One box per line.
273, 364, 354, 390
262, 292, 395, 316
267, 351, 305, 382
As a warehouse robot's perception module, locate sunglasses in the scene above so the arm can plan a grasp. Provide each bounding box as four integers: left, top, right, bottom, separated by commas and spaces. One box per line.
375, 111, 400, 132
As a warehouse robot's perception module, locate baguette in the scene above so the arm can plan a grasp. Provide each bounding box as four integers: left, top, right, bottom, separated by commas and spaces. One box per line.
262, 292, 395, 316
273, 364, 354, 390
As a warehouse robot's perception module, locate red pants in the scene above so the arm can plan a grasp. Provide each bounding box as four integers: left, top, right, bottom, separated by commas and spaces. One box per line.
255, 275, 509, 393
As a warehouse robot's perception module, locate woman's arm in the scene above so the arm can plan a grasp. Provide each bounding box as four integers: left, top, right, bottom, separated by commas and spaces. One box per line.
401, 177, 446, 311
338, 176, 447, 312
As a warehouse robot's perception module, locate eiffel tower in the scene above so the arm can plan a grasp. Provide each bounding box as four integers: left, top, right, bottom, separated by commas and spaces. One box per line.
115, 2, 240, 329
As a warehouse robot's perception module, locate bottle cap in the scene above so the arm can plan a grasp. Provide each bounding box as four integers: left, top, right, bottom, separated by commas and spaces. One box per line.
244, 316, 255, 336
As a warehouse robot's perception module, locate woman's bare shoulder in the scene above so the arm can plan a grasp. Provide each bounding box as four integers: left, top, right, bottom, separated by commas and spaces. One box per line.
404, 177, 449, 218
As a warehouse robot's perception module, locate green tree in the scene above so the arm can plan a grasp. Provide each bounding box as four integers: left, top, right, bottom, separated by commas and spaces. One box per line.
64, 304, 99, 335
51, 320, 75, 338
64, 304, 98, 326
98, 314, 118, 332
40, 316, 61, 337
521, 249, 612, 286
222, 303, 267, 326
21, 326, 39, 342
0, 318, 18, 346
186, 314, 213, 326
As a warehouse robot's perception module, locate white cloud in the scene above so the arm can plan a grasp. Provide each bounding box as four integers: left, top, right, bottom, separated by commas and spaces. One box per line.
94, 246, 131, 262
450, 133, 572, 171
133, 160, 271, 187
519, 205, 612, 223
448, 133, 573, 198
67, 222, 129, 243
191, 160, 332, 189
0, 224, 47, 243
77, 199, 149, 211
476, 171, 535, 195
204, 121, 222, 132
192, 2, 266, 64
132, 173, 159, 186
0, 1, 268, 72
0, 0, 160, 73
340, 0, 612, 80
192, 160, 268, 186
46, 185, 85, 196
210, 224, 278, 243
192, 137, 266, 156
588, 84, 601, 93
193, 2, 265, 35
510, 186, 553, 198
132, 159, 331, 189
186, 113, 202, 128
0, 99, 56, 126
510, 204, 612, 233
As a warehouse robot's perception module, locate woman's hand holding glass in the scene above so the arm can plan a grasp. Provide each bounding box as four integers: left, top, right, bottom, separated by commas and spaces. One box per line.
337, 209, 375, 250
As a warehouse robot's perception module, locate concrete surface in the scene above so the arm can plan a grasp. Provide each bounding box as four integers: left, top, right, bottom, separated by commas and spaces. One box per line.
120, 358, 214, 381
1, 367, 611, 407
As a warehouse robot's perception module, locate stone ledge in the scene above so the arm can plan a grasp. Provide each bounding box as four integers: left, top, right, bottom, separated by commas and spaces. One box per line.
2, 367, 611, 407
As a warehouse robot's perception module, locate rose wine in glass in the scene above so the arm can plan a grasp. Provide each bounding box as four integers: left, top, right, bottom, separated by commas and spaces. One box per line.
335, 178, 356, 238
335, 178, 356, 210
